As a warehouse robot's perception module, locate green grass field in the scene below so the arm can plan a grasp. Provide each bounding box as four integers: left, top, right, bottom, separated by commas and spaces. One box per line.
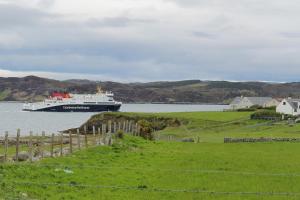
1, 111, 300, 199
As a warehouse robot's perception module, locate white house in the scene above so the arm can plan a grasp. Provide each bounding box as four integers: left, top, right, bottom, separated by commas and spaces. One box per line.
276, 98, 300, 116
229, 97, 279, 110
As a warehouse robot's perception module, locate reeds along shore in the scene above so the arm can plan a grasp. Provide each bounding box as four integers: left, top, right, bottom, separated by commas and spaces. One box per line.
0, 120, 142, 163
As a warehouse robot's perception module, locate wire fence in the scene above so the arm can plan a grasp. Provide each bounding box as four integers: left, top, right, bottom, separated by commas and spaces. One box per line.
2, 180, 300, 197
0, 120, 142, 163
5, 163, 300, 177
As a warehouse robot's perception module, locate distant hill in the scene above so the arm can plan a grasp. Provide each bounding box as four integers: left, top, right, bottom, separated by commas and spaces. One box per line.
0, 76, 300, 103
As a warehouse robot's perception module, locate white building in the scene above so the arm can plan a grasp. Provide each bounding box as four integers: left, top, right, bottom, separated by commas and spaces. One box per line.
229, 97, 279, 110
276, 98, 300, 116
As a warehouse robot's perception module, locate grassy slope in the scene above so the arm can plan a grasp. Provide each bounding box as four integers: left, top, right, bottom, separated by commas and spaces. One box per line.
1, 111, 300, 199
152, 111, 300, 142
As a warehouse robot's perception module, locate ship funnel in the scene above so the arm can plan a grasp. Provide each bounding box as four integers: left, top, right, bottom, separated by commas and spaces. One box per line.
97, 86, 104, 94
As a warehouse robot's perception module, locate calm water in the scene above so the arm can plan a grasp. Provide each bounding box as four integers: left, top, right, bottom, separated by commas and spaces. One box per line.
0, 102, 228, 136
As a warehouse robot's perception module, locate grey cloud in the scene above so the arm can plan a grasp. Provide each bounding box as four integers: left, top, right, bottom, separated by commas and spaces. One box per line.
0, 1, 300, 82
193, 31, 216, 39
280, 32, 300, 38
37, 0, 56, 8
0, 4, 55, 28
86, 17, 156, 28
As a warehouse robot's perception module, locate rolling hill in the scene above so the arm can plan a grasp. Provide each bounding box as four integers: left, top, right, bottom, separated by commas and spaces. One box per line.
0, 76, 300, 103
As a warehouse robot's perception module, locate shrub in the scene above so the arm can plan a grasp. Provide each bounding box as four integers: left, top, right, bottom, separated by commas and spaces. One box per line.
138, 120, 154, 140
250, 105, 264, 110
237, 108, 256, 112
250, 110, 282, 120
263, 106, 276, 111
116, 130, 124, 139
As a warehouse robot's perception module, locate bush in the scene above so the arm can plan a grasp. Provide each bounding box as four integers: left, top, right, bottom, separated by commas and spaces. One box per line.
263, 106, 276, 111
138, 120, 154, 140
237, 108, 256, 112
250, 105, 264, 110
250, 110, 282, 120
237, 105, 275, 112
116, 130, 124, 139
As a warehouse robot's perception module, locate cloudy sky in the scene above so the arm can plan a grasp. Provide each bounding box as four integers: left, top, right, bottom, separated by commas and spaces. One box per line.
0, 0, 300, 82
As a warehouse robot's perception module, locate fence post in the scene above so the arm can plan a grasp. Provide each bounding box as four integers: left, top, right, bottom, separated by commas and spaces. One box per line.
92, 126, 96, 137
15, 129, 20, 162
129, 121, 133, 135
60, 133, 63, 156
4, 131, 8, 162
134, 123, 137, 136
98, 127, 101, 145
118, 122, 121, 132
69, 131, 73, 154
128, 121, 131, 134
108, 134, 112, 146
123, 121, 126, 132
29, 131, 33, 162
51, 133, 54, 157
84, 125, 88, 148
41, 131, 45, 159
113, 122, 117, 133
108, 121, 112, 133
77, 128, 81, 150
102, 124, 107, 145
93, 125, 96, 145
137, 124, 140, 136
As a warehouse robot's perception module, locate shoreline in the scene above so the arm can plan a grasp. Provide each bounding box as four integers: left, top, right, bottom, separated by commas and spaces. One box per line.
0, 101, 228, 105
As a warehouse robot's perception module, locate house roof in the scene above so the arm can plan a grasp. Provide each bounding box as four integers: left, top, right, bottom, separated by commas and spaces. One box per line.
286, 98, 300, 109
244, 97, 273, 106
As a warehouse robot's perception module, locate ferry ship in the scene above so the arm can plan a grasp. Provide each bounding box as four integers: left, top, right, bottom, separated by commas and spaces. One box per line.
23, 88, 122, 112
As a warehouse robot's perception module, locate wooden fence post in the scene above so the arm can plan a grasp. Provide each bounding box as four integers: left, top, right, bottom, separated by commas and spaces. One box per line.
98, 127, 101, 145
102, 124, 107, 145
15, 129, 20, 162
137, 124, 140, 136
118, 122, 121, 132
129, 121, 133, 134
4, 131, 8, 162
93, 125, 96, 145
69, 131, 73, 154
108, 134, 112, 146
84, 125, 88, 148
60, 133, 63, 156
128, 121, 131, 134
77, 128, 81, 150
92, 126, 96, 137
51, 133, 54, 157
134, 123, 138, 136
29, 131, 33, 162
41, 131, 45, 159
114, 122, 117, 133
108, 121, 112, 133
123, 121, 126, 132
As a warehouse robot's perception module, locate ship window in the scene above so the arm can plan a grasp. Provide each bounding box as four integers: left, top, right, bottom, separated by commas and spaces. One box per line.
84, 102, 96, 104
283, 102, 286, 105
